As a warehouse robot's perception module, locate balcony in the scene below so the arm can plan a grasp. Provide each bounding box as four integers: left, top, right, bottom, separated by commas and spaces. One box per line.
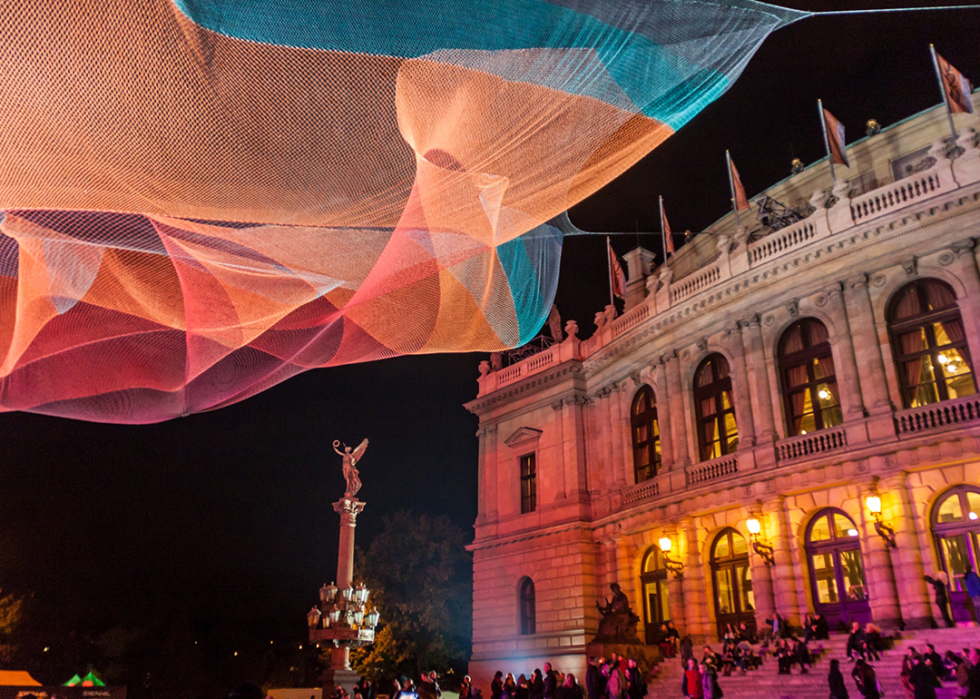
776, 425, 848, 462
686, 453, 738, 486
623, 477, 660, 504
895, 395, 980, 437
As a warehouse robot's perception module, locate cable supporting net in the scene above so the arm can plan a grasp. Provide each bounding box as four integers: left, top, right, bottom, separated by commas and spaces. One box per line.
0, 0, 806, 422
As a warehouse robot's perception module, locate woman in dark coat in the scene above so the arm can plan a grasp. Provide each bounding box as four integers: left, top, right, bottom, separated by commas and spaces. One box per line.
851, 660, 881, 699
491, 673, 504, 699
924, 571, 955, 627
828, 659, 849, 699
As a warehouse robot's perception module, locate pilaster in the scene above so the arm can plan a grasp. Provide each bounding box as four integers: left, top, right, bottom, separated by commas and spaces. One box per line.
845, 273, 895, 441
883, 472, 934, 629
746, 502, 776, 629
765, 496, 801, 625
948, 239, 980, 370
679, 516, 707, 642
664, 351, 691, 468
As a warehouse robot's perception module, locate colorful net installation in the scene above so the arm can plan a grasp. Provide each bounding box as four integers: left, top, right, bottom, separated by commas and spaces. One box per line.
0, 0, 813, 422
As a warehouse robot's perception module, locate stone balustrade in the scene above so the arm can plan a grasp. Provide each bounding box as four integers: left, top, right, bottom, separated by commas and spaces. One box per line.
776, 425, 848, 461
623, 477, 660, 504
685, 453, 739, 485
894, 394, 980, 436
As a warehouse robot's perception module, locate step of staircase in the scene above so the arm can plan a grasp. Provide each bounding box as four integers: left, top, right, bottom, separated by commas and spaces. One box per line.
649, 627, 980, 699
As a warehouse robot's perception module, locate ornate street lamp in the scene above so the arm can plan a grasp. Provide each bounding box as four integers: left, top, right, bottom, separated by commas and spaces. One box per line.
659, 537, 684, 579
746, 518, 775, 566
307, 607, 322, 629
866, 494, 897, 548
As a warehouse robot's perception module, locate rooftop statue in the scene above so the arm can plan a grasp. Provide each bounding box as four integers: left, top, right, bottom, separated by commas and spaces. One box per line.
333, 439, 369, 498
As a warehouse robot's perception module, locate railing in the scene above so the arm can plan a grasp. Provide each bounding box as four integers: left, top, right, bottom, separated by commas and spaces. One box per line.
850, 170, 943, 224
623, 477, 660, 504
686, 454, 738, 486
670, 262, 721, 303
777, 426, 847, 461
612, 304, 650, 335
747, 219, 819, 265
494, 363, 523, 386
524, 347, 556, 373
895, 395, 980, 436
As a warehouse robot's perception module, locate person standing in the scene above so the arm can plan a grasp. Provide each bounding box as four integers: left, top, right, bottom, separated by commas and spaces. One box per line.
681, 659, 702, 699
605, 662, 627, 699
491, 672, 504, 699
626, 659, 645, 699
700, 662, 722, 699
586, 658, 602, 699
924, 572, 955, 628
851, 660, 881, 699
544, 663, 559, 699
828, 659, 849, 699
965, 566, 980, 622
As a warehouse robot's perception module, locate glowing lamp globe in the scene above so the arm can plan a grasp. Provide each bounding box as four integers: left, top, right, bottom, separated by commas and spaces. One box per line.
866, 495, 882, 515
659, 537, 672, 553
307, 607, 322, 629
366, 609, 380, 628
746, 518, 761, 535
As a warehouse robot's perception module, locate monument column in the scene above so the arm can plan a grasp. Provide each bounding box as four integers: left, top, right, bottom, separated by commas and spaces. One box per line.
327, 496, 366, 684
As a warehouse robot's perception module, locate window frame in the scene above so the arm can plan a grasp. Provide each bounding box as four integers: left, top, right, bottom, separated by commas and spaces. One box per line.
518, 577, 536, 635
694, 354, 738, 461
631, 385, 661, 483
888, 279, 976, 408
777, 318, 843, 436
520, 452, 537, 514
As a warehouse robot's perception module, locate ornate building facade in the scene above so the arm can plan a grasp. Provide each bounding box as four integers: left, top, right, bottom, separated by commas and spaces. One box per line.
465, 95, 980, 686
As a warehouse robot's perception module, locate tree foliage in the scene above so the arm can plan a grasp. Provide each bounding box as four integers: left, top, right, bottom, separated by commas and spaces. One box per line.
0, 590, 24, 663
349, 511, 471, 681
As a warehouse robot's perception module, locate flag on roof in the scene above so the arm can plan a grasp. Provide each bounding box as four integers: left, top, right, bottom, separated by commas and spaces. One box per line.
821, 106, 850, 168
730, 156, 751, 211
935, 50, 974, 114
607, 238, 627, 299
660, 197, 675, 255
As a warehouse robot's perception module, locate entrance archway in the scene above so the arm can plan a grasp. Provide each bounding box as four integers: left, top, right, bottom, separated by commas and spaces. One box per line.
804, 508, 870, 627
641, 546, 669, 644
932, 485, 980, 623
710, 528, 755, 639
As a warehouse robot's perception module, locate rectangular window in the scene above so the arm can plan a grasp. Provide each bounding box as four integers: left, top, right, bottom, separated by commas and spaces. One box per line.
520, 453, 537, 514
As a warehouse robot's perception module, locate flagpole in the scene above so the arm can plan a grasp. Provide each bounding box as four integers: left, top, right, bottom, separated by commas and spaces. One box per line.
817, 99, 837, 183
659, 196, 668, 258
930, 44, 959, 140
726, 150, 740, 227
606, 236, 614, 308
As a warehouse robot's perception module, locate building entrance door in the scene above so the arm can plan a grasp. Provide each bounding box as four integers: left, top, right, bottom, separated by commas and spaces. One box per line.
641, 547, 669, 645
711, 528, 755, 640
805, 509, 870, 628
932, 486, 980, 623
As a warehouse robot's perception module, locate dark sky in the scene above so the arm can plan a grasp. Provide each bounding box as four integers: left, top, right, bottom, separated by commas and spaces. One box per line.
1, 0, 977, 670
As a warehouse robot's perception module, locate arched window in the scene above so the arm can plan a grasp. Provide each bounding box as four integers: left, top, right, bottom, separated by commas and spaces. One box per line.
641, 546, 669, 645
631, 386, 661, 483
518, 577, 535, 635
710, 528, 754, 640
888, 279, 976, 408
804, 509, 870, 628
695, 354, 738, 461
932, 485, 980, 623
778, 319, 843, 436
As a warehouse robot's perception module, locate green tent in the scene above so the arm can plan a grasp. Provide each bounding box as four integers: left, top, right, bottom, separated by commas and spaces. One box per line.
65, 672, 106, 687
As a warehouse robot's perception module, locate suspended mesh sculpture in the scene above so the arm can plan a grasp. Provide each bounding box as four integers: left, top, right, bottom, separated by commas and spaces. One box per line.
0, 0, 806, 422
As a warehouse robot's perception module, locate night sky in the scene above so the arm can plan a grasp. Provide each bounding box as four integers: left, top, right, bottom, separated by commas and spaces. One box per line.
1, 0, 978, 679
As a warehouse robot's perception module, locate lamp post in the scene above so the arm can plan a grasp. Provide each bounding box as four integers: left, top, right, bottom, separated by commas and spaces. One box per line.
866, 494, 897, 548
746, 518, 775, 566
659, 537, 684, 579
307, 439, 381, 696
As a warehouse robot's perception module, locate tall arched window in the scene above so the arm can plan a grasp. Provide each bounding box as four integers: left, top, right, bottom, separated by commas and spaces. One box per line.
518, 577, 536, 635
888, 279, 976, 408
631, 386, 661, 483
695, 354, 738, 461
710, 528, 754, 639
932, 485, 980, 623
641, 547, 669, 645
804, 508, 870, 628
778, 318, 843, 436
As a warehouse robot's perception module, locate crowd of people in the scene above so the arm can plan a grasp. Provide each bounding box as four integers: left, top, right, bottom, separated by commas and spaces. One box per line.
479, 656, 647, 699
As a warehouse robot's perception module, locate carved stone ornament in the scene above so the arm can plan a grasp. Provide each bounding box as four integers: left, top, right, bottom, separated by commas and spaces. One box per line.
764, 314, 776, 327
744, 314, 761, 328
901, 256, 918, 278
716, 235, 734, 255
564, 319, 580, 339
785, 298, 800, 318
938, 251, 956, 267
951, 239, 977, 258
696, 337, 708, 353
333, 497, 367, 523
814, 293, 828, 308
809, 188, 827, 210
872, 274, 887, 288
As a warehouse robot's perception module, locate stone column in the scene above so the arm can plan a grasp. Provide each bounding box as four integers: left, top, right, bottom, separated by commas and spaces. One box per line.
948, 239, 980, 368
747, 503, 776, 629
620, 381, 638, 487
844, 274, 893, 415
607, 383, 628, 488
882, 472, 933, 628
476, 427, 487, 521
742, 315, 777, 443
679, 516, 707, 641
765, 496, 802, 624
551, 400, 567, 501
484, 425, 499, 520
664, 351, 692, 467
859, 479, 903, 630
728, 324, 756, 448
822, 282, 866, 420
325, 497, 366, 685
652, 359, 675, 469
565, 396, 589, 501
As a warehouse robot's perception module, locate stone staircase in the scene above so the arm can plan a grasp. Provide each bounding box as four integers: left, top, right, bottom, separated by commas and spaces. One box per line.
649, 628, 980, 699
